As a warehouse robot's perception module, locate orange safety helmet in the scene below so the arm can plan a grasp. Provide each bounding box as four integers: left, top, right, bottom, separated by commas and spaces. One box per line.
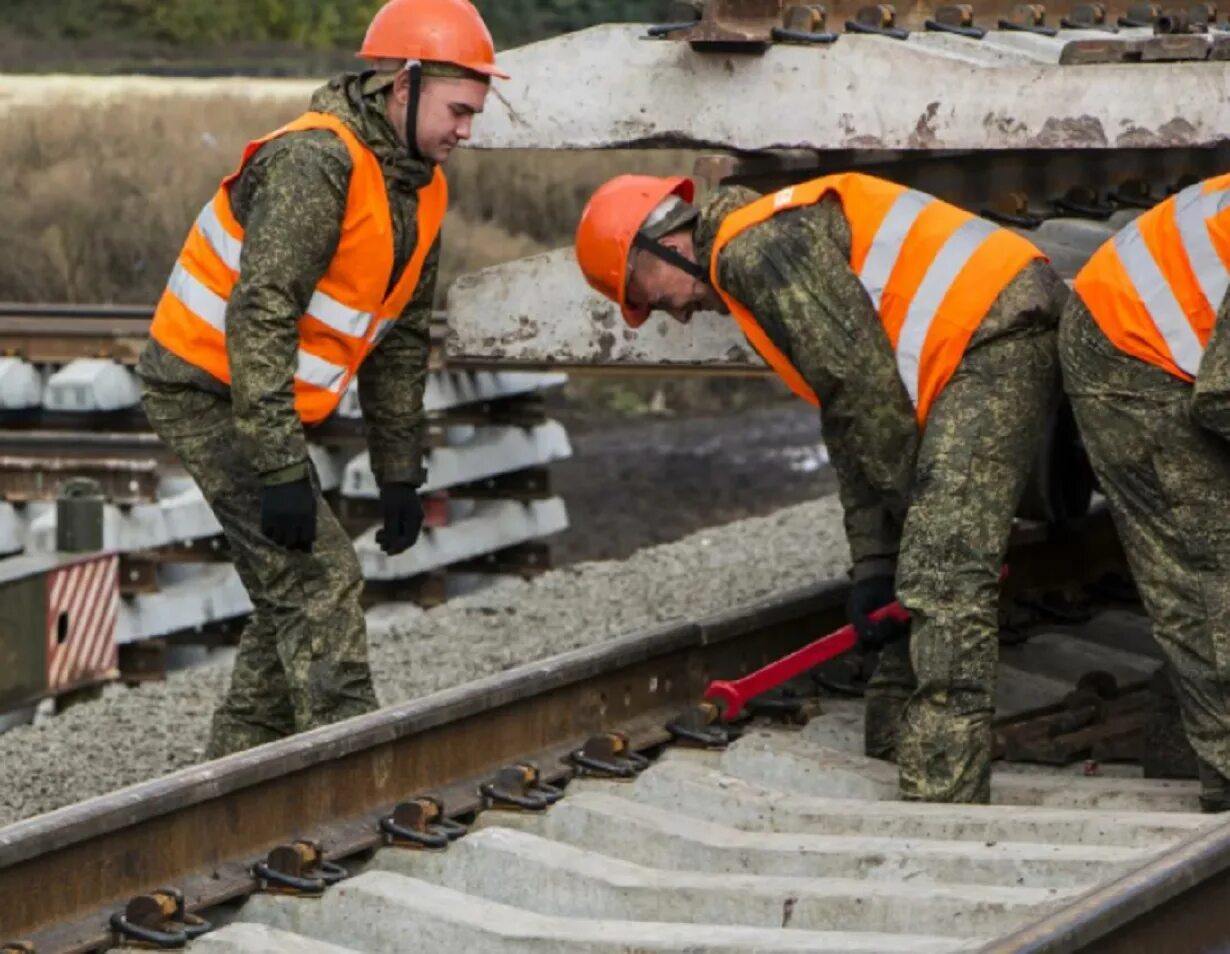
575, 175, 696, 327
359, 0, 510, 79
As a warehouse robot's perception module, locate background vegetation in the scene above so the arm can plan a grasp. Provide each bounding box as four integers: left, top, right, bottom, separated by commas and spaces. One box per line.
2, 0, 675, 66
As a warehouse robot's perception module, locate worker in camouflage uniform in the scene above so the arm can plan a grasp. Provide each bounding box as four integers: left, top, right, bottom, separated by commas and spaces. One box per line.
575, 174, 1067, 802
136, 0, 507, 759
1063, 173, 1230, 812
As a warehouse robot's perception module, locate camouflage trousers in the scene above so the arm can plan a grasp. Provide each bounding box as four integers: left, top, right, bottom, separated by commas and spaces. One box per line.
865, 327, 1059, 803
1060, 300, 1230, 810
140, 380, 379, 760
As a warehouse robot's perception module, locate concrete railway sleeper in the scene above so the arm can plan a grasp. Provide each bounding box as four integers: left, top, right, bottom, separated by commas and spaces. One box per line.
2, 508, 1230, 953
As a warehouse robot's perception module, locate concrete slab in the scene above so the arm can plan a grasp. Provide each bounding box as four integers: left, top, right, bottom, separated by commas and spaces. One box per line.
580, 757, 1213, 849
446, 248, 755, 369
43, 358, 141, 412
723, 729, 1203, 812
356, 498, 568, 581
117, 564, 251, 644
0, 501, 25, 556
480, 791, 1144, 889
307, 444, 352, 494
0, 357, 42, 409
333, 370, 568, 419
26, 487, 221, 555
373, 826, 1071, 937
239, 870, 981, 953
188, 922, 361, 954
999, 632, 1161, 688
342, 421, 573, 498
472, 24, 1228, 152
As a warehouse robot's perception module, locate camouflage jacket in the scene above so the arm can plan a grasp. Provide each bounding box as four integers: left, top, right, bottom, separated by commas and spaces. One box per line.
138, 72, 438, 487
694, 185, 1064, 579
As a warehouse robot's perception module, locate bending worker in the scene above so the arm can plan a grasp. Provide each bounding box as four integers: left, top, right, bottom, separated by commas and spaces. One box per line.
1064, 173, 1230, 812
135, 0, 506, 759
576, 173, 1067, 802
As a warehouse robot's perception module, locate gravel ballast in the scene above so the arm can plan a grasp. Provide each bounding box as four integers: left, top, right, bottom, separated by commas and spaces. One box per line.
0, 495, 849, 828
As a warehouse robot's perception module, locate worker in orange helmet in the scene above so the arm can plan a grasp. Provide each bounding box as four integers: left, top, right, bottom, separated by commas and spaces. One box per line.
575, 174, 1069, 803
136, 0, 506, 759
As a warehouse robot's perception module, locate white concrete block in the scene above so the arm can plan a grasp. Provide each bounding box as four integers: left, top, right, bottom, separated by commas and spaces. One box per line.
447, 248, 753, 369
721, 728, 1203, 813
587, 758, 1213, 850
26, 487, 221, 555
117, 564, 251, 643
0, 357, 42, 409
43, 358, 141, 412
239, 870, 980, 953
374, 826, 1066, 938
483, 791, 1144, 889
333, 370, 568, 420
307, 444, 351, 494
357, 498, 568, 581
191, 922, 361, 954
0, 501, 25, 555
473, 24, 1226, 152
343, 421, 572, 498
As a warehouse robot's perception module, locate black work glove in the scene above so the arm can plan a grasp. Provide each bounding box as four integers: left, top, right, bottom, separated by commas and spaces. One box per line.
376, 482, 425, 556
259, 477, 317, 553
847, 574, 909, 652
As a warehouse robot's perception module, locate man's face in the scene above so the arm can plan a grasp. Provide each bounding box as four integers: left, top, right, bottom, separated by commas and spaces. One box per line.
625, 244, 709, 325
393, 72, 489, 164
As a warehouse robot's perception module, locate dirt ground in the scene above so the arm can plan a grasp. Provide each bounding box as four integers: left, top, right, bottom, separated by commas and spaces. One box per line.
546, 395, 836, 566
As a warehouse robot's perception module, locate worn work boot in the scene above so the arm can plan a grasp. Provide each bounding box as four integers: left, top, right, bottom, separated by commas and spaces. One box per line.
1197, 759, 1230, 814
863, 640, 915, 762
897, 690, 993, 804
1141, 666, 1199, 780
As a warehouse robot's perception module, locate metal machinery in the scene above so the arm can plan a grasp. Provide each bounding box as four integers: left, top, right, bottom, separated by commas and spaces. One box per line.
446, 0, 1230, 522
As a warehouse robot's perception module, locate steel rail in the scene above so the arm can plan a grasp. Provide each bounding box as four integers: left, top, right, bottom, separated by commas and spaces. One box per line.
0, 506, 1155, 953
0, 302, 767, 375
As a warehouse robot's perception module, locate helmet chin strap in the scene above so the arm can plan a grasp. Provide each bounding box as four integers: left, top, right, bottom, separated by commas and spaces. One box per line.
632, 232, 710, 283
403, 59, 425, 162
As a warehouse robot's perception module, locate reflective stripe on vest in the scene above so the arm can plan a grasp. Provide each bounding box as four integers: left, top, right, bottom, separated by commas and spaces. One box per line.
1074, 174, 1230, 381
151, 111, 448, 424
710, 173, 1045, 423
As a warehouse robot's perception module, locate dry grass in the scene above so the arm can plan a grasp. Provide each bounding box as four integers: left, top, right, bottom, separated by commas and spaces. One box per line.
0, 94, 692, 305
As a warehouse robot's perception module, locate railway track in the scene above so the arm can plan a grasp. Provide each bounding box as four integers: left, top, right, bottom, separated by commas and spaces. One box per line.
3, 506, 1229, 953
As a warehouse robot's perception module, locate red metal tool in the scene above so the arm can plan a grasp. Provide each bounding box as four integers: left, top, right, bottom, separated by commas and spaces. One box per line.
704, 602, 910, 720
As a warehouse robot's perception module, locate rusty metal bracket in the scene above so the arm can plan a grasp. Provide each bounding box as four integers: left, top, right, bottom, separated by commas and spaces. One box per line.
746, 688, 811, 724
380, 796, 468, 850
993, 671, 1152, 766
109, 888, 211, 949
1138, 32, 1213, 57
667, 702, 738, 747
648, 0, 839, 49
1062, 2, 1118, 29
480, 763, 566, 812
1113, 180, 1158, 208
1054, 186, 1118, 219
982, 192, 1048, 228
925, 4, 987, 37
1000, 3, 1059, 33
846, 3, 911, 36
252, 841, 347, 897
1119, 2, 1161, 25
567, 732, 652, 779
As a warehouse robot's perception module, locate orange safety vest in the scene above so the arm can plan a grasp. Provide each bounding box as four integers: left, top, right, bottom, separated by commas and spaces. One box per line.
150, 111, 448, 424
709, 173, 1045, 424
1074, 172, 1230, 382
